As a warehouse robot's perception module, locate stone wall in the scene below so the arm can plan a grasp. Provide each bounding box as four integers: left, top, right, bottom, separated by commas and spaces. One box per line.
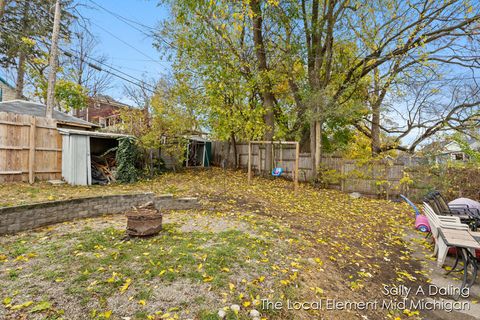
0, 193, 200, 235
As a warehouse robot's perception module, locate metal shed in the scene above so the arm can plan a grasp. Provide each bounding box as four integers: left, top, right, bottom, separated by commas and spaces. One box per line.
58, 128, 131, 185
186, 136, 212, 167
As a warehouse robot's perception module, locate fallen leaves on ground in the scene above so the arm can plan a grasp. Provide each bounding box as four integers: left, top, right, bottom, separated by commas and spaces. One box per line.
0, 168, 424, 319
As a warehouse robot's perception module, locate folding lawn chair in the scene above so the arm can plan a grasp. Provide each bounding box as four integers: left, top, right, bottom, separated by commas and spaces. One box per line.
425, 191, 480, 230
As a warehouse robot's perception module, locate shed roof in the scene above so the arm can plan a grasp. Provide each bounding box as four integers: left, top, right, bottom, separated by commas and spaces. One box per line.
58, 128, 132, 139
0, 100, 98, 128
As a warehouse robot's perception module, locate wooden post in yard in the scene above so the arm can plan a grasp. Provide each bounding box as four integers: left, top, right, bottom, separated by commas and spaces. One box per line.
28, 116, 36, 184
294, 141, 299, 191
45, 0, 62, 118
248, 142, 252, 184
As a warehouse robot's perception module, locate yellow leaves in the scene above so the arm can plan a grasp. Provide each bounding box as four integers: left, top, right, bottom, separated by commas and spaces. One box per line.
310, 286, 324, 295
203, 274, 213, 282
106, 272, 119, 283
280, 279, 290, 286
242, 300, 251, 307
314, 257, 323, 266
228, 283, 235, 291
138, 300, 146, 306
120, 278, 132, 294
396, 270, 417, 282
14, 255, 30, 262
11, 300, 33, 310
101, 310, 112, 319
20, 36, 36, 46
159, 269, 167, 276
403, 309, 420, 317
349, 280, 364, 291
30, 301, 52, 313
55, 278, 64, 282
197, 263, 203, 271
0, 254, 7, 262
3, 297, 12, 306
289, 272, 298, 281
221, 267, 230, 272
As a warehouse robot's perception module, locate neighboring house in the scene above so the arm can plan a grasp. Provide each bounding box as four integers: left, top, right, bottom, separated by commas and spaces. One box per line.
423, 138, 480, 163
0, 76, 17, 102
77, 95, 131, 129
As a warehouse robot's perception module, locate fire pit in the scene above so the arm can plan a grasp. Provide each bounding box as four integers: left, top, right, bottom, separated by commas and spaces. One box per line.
126, 202, 162, 236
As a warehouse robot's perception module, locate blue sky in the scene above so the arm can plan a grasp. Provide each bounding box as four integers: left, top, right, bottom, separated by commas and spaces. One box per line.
75, 0, 172, 103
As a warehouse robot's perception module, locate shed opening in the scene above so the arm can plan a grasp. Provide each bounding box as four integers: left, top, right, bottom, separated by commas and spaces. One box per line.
90, 137, 119, 185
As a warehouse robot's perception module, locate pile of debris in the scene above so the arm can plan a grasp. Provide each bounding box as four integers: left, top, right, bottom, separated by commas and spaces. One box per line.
91, 149, 117, 185
126, 202, 163, 236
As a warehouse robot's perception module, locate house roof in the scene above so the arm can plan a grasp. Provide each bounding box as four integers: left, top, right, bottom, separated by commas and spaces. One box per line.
0, 100, 99, 128
90, 95, 133, 109
0, 76, 15, 89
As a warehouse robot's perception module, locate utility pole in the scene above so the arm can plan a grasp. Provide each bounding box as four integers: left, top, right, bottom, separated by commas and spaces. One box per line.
46, 0, 61, 118
0, 0, 7, 20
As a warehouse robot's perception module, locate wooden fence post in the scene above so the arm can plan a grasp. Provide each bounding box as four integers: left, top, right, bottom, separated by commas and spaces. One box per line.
248, 142, 252, 184
294, 142, 299, 191
28, 116, 36, 184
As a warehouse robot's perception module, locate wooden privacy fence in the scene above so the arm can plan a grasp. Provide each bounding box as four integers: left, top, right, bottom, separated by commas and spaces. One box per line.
211, 141, 409, 198
0, 111, 62, 183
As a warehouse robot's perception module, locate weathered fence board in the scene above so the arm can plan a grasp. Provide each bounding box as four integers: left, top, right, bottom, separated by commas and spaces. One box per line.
211, 141, 409, 198
0, 111, 62, 183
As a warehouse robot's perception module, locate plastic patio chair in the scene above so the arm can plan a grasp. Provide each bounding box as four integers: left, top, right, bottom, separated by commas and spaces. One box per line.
425, 191, 480, 230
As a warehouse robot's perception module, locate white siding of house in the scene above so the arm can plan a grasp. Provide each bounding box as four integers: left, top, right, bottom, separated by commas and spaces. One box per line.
0, 82, 16, 102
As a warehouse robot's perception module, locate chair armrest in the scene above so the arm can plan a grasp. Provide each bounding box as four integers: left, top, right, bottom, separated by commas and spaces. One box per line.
438, 216, 461, 223
440, 222, 470, 230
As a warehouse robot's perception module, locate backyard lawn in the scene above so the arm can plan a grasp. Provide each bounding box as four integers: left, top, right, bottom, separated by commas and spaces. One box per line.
0, 169, 426, 319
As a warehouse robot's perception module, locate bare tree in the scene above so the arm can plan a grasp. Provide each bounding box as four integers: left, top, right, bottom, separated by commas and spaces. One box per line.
356, 71, 480, 153
65, 31, 112, 97
123, 75, 158, 113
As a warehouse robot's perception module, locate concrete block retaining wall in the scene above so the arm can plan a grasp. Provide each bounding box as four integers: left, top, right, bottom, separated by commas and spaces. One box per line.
0, 193, 200, 235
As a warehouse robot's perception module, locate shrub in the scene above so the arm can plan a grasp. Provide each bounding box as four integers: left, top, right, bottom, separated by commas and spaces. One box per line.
116, 137, 140, 183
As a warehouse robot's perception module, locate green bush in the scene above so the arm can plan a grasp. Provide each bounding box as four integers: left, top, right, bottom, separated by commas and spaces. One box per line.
116, 137, 140, 183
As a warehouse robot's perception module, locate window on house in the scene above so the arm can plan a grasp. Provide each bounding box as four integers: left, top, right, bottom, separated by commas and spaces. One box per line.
99, 117, 106, 128
452, 153, 464, 161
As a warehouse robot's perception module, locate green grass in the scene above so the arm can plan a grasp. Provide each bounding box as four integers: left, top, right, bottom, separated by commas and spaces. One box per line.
1, 223, 275, 312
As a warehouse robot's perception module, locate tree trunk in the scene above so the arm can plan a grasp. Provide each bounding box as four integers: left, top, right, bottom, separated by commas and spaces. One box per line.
315, 120, 322, 169
371, 101, 381, 156
0, 0, 6, 20
370, 68, 382, 156
15, 51, 26, 99
231, 132, 238, 169
250, 0, 274, 174
309, 120, 317, 179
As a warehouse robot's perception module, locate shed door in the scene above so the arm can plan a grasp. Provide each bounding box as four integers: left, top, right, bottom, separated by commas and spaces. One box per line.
62, 134, 91, 185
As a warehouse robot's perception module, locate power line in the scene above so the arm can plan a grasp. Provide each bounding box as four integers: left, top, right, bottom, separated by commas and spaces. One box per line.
62, 49, 157, 93
90, 20, 165, 68
87, 0, 177, 50
35, 37, 158, 92
67, 47, 161, 84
